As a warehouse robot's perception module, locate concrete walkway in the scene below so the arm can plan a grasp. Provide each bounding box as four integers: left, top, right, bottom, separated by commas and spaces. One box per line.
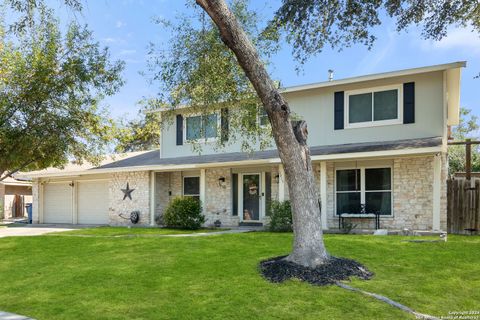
0, 311, 35, 320
0, 225, 75, 238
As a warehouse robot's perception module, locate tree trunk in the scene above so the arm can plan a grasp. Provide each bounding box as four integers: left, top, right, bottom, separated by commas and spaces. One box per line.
196, 0, 329, 268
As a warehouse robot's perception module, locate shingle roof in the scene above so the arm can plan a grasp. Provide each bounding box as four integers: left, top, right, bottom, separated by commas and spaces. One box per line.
97, 136, 442, 170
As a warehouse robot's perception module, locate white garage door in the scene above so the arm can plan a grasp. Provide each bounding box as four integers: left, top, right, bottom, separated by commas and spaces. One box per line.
43, 183, 73, 224
77, 180, 109, 224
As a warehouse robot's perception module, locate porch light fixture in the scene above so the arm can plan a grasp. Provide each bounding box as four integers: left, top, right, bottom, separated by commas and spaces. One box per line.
218, 177, 226, 188
274, 174, 280, 183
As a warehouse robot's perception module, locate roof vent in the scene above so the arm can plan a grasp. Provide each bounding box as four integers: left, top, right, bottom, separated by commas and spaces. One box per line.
328, 69, 334, 81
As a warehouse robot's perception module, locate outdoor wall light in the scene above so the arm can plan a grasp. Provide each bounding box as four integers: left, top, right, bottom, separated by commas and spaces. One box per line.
218, 177, 226, 188
274, 174, 280, 184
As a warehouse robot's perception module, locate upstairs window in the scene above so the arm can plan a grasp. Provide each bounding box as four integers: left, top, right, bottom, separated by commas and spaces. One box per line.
258, 108, 269, 127
345, 85, 402, 128
185, 113, 218, 143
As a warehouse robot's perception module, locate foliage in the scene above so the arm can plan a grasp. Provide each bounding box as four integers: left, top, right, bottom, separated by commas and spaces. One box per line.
147, 0, 278, 153
2, 0, 83, 34
269, 0, 480, 65
0, 8, 124, 180
114, 101, 162, 153
448, 108, 480, 175
0, 233, 479, 319
268, 200, 293, 232
163, 196, 205, 230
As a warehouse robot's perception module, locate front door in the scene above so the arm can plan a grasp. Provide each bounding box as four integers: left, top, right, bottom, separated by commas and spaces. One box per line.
242, 174, 260, 221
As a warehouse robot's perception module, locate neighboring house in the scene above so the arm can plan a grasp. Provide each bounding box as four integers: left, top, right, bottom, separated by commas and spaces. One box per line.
22, 62, 464, 231
0, 176, 32, 220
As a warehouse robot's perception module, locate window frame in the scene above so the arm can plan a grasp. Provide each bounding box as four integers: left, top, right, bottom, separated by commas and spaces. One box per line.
258, 107, 270, 128
182, 175, 200, 199
344, 84, 403, 129
334, 165, 393, 216
183, 112, 220, 144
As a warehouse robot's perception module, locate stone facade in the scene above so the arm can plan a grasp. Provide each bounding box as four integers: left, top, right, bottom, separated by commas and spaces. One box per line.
31, 181, 40, 224
30, 154, 447, 231
440, 154, 448, 231
204, 168, 238, 226
0, 183, 4, 219
322, 154, 447, 231
109, 171, 151, 226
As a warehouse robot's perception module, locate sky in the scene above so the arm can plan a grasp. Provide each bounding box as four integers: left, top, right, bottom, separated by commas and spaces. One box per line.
56, 0, 480, 122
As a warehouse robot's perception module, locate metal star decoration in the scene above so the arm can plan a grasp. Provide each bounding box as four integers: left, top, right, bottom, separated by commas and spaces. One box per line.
121, 182, 135, 200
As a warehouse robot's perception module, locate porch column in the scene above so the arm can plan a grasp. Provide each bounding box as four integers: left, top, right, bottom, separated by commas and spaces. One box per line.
149, 171, 155, 226
432, 154, 441, 231
278, 164, 285, 202
320, 161, 328, 230
200, 169, 206, 213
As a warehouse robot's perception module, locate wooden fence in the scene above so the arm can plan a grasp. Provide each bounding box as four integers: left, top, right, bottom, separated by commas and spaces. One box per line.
447, 179, 480, 234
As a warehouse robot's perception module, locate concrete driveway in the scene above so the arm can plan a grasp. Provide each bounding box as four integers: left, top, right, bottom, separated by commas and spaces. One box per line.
0, 224, 75, 238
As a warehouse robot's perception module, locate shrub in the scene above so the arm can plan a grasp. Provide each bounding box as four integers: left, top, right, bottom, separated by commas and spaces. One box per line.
163, 197, 205, 230
268, 200, 293, 232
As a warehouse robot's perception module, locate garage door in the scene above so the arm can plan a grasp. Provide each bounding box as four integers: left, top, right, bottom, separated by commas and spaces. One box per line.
77, 180, 109, 224
43, 183, 73, 224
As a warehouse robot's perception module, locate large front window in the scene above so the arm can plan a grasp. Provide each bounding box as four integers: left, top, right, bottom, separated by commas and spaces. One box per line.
336, 167, 392, 215
346, 85, 402, 128
185, 114, 218, 142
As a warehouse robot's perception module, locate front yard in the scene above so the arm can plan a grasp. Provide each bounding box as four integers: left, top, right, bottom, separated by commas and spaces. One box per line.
0, 231, 478, 319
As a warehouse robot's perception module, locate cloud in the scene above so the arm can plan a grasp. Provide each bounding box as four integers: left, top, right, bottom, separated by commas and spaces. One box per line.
102, 37, 128, 45
421, 28, 480, 53
116, 20, 126, 28
120, 49, 137, 56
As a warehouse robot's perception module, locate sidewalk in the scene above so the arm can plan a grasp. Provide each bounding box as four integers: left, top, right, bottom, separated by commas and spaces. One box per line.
0, 311, 35, 320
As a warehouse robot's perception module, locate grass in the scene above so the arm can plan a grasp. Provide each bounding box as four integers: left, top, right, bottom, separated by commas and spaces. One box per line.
50, 226, 224, 236
0, 232, 478, 319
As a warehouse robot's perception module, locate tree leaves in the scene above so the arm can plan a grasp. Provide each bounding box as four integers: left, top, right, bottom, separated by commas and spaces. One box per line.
0, 6, 123, 180
147, 0, 278, 153
270, 0, 480, 66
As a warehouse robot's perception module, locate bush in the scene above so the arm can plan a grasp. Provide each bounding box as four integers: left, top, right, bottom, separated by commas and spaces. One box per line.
268, 200, 293, 232
163, 197, 205, 230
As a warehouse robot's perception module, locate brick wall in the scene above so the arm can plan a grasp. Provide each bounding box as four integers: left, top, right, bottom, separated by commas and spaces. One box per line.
31, 181, 40, 223
204, 168, 238, 226
323, 155, 446, 231
0, 183, 5, 219
109, 171, 151, 226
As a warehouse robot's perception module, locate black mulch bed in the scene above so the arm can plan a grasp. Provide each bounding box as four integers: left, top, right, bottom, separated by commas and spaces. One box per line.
259, 255, 373, 286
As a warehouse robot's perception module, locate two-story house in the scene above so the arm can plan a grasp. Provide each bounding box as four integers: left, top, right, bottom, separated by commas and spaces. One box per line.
25, 61, 464, 231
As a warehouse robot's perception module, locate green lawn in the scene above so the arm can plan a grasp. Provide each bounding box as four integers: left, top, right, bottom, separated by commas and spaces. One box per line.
50, 226, 224, 236
0, 232, 478, 320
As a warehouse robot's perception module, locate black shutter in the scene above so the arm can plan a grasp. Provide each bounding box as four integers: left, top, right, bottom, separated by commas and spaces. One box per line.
221, 108, 229, 143
403, 82, 415, 124
176, 114, 183, 145
334, 91, 344, 130
232, 173, 238, 216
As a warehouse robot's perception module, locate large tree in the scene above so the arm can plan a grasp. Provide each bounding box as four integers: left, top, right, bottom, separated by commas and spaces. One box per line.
0, 5, 123, 181
148, 0, 328, 267
114, 102, 162, 153
270, 0, 480, 65
190, 0, 480, 268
